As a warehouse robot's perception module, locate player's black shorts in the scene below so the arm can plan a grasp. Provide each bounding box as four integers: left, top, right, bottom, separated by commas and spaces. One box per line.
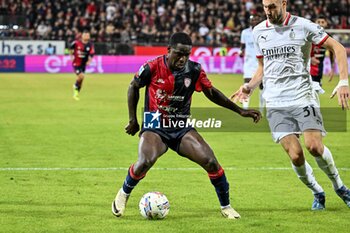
312, 75, 322, 85
140, 127, 195, 153
73, 65, 86, 74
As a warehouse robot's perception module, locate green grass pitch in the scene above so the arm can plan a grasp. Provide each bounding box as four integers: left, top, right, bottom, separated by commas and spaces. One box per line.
0, 73, 349, 232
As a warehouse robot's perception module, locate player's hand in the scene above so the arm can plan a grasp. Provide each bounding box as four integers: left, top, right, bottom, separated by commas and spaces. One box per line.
311, 57, 320, 65
330, 85, 350, 110
230, 84, 252, 103
125, 119, 140, 136
328, 69, 334, 82
239, 109, 262, 123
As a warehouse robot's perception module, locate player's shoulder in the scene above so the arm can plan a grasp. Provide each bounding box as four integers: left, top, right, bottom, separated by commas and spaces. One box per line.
242, 27, 250, 34
289, 15, 311, 26
71, 40, 78, 45
252, 20, 267, 36
143, 55, 166, 72
254, 20, 267, 31
146, 55, 164, 66
188, 59, 202, 72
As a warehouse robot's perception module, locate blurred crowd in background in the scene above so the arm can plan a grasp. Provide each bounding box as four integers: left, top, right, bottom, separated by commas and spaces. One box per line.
1, 0, 349, 52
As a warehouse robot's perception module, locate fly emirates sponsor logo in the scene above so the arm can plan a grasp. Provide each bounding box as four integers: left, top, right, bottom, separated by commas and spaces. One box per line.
262, 45, 296, 60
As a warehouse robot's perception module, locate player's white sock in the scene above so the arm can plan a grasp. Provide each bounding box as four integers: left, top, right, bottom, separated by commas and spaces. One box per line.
314, 146, 344, 190
242, 97, 250, 109
292, 160, 324, 194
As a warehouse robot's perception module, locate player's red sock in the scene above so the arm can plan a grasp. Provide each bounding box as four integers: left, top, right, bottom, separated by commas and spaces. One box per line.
122, 164, 146, 194
208, 166, 230, 207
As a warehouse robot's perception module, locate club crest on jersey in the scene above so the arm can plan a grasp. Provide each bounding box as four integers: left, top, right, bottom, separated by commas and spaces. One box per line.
86, 47, 90, 51
289, 29, 295, 39
184, 77, 191, 87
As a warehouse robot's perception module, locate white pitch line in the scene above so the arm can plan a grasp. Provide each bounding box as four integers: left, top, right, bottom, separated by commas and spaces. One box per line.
0, 167, 349, 171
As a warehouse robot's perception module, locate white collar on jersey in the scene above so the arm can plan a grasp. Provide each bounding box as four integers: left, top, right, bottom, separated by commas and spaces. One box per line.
266, 12, 291, 27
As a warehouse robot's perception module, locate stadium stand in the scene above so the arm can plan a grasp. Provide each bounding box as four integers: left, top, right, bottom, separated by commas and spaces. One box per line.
0, 0, 349, 54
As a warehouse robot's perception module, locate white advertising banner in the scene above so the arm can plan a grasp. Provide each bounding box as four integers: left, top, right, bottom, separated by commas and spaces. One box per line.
0, 40, 65, 55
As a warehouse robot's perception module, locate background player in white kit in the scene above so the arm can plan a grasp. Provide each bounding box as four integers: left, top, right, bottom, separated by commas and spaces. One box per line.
239, 14, 265, 111
232, 0, 350, 210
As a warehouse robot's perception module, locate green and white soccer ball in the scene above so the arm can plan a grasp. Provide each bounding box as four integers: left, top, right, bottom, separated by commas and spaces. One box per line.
139, 191, 170, 219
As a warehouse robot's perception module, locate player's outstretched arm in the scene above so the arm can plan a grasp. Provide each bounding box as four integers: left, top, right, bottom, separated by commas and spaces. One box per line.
125, 79, 141, 135
323, 37, 350, 109
230, 58, 264, 103
203, 86, 261, 123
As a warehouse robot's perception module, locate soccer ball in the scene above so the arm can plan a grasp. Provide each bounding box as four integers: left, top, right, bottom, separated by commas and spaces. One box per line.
139, 191, 170, 219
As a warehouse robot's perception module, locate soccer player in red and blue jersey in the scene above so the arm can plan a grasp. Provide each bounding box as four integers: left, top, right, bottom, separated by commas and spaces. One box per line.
70, 31, 94, 100
310, 15, 335, 91
111, 32, 262, 219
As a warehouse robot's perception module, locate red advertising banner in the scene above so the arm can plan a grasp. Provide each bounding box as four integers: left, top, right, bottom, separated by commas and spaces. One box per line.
134, 46, 241, 56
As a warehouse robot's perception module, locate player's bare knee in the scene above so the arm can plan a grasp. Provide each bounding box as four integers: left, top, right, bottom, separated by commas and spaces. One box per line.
291, 155, 305, 167
305, 140, 323, 156
204, 157, 219, 173
287, 148, 304, 166
134, 158, 155, 175
139, 157, 157, 170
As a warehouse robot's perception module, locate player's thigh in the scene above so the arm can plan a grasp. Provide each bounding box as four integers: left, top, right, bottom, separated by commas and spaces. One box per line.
178, 130, 218, 169
266, 108, 299, 142
280, 134, 304, 164
138, 131, 167, 161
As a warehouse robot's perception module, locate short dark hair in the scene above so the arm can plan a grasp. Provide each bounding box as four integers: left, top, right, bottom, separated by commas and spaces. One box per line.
316, 14, 327, 20
169, 32, 192, 47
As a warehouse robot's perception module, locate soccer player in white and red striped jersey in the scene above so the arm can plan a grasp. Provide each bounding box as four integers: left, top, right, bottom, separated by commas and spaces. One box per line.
232, 0, 350, 210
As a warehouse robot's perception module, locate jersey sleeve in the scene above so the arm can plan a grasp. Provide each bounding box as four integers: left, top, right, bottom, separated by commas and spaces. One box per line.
70, 41, 76, 50
310, 44, 316, 57
304, 20, 329, 46
89, 44, 95, 57
240, 30, 246, 44
195, 68, 212, 92
134, 63, 152, 87
252, 30, 263, 58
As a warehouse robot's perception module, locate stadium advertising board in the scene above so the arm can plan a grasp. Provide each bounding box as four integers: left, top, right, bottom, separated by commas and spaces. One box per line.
25, 55, 244, 73
24, 55, 346, 74
134, 46, 241, 56
0, 40, 65, 55
0, 56, 25, 72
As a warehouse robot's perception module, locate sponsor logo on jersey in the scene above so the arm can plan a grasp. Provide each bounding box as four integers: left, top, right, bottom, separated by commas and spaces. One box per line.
156, 78, 165, 84
289, 29, 295, 39
261, 45, 296, 60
